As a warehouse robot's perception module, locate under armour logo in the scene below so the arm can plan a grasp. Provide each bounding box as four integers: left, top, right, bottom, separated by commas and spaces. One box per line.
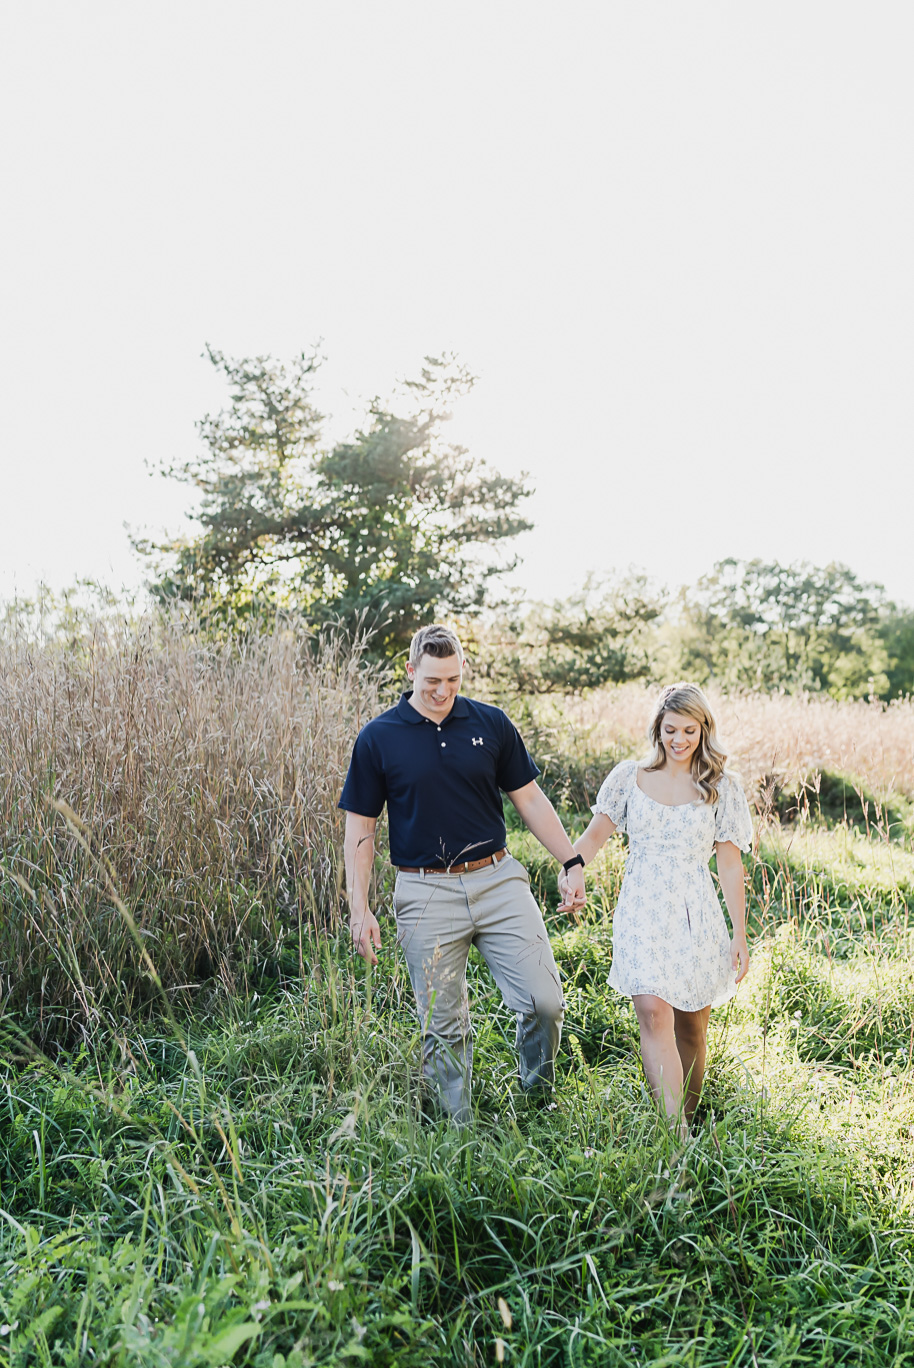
472, 737, 484, 746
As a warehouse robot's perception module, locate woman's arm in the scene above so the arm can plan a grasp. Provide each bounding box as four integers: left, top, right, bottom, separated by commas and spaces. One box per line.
716, 840, 750, 983
555, 813, 619, 903
574, 813, 618, 865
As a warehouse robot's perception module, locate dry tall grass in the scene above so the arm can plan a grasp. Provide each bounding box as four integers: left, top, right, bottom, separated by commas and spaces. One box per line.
5, 620, 913, 1031
559, 682, 914, 800
0, 613, 384, 1024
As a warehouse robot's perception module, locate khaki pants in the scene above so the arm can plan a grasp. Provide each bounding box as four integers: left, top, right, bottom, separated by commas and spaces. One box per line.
393, 854, 565, 1123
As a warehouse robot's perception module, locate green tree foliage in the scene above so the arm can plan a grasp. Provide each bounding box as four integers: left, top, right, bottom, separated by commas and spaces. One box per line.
472, 573, 664, 700
881, 607, 914, 698
675, 558, 892, 698
138, 348, 532, 654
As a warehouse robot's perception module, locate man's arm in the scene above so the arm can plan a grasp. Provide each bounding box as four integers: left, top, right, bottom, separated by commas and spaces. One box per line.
344, 811, 381, 964
506, 780, 586, 911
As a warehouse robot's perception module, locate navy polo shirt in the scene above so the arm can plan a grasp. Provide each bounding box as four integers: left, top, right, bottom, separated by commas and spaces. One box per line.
338, 692, 540, 867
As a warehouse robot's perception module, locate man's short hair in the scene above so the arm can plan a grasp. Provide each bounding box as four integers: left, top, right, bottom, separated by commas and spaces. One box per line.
408, 624, 464, 665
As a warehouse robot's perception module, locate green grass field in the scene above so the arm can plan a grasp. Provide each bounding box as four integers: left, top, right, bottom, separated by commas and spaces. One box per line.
3, 630, 914, 1365
3, 820, 914, 1367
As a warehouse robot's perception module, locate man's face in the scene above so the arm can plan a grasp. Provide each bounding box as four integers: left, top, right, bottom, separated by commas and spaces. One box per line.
406, 652, 464, 718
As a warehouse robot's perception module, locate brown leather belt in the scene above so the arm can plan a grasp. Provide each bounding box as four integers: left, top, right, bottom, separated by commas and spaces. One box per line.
397, 848, 509, 876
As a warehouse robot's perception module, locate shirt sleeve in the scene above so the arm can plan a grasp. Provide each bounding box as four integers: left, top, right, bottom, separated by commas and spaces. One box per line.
714, 775, 753, 851
338, 727, 387, 818
591, 759, 637, 833
494, 713, 541, 792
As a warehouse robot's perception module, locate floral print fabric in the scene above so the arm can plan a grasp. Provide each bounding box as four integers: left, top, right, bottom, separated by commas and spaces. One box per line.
592, 759, 753, 1011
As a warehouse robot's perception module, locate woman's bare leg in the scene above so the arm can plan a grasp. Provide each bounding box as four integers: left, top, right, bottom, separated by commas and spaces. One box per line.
632, 995, 687, 1138
672, 1005, 711, 1123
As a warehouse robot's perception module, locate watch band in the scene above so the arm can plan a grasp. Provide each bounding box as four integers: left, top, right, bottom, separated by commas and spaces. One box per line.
562, 854, 585, 872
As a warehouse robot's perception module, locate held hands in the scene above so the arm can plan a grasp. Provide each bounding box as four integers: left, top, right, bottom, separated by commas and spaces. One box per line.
557, 864, 587, 918
731, 935, 750, 984
350, 909, 382, 965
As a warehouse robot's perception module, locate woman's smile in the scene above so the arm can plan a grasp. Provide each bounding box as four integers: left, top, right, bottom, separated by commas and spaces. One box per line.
661, 710, 701, 764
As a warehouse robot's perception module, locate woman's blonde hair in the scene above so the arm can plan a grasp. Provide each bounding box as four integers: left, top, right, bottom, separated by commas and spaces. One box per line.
643, 682, 727, 804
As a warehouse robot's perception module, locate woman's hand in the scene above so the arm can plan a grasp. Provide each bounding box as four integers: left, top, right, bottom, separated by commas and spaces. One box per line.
557, 865, 586, 918
731, 935, 750, 984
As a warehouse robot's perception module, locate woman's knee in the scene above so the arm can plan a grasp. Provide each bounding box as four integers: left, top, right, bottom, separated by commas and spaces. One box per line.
633, 994, 674, 1037
673, 1008, 709, 1047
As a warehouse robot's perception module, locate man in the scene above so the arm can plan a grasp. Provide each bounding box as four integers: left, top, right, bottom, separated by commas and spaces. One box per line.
339, 623, 587, 1123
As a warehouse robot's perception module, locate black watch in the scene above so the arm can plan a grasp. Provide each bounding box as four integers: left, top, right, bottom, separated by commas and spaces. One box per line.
562, 854, 585, 872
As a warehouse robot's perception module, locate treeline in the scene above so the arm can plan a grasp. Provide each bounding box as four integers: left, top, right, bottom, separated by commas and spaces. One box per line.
471, 559, 913, 703
670, 559, 913, 700
119, 345, 913, 702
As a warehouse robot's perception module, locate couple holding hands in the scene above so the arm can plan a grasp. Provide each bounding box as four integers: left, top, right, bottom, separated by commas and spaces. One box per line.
341, 624, 753, 1136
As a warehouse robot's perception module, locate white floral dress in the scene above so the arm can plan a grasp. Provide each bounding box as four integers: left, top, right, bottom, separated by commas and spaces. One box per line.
592, 759, 753, 1012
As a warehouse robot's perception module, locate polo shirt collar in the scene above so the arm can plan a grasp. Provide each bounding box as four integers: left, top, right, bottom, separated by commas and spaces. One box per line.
397, 691, 470, 725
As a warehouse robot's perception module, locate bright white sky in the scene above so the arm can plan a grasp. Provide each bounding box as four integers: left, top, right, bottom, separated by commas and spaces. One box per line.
1, 1, 912, 610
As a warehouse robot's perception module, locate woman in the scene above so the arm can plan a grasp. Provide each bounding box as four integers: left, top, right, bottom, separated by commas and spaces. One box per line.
563, 683, 753, 1136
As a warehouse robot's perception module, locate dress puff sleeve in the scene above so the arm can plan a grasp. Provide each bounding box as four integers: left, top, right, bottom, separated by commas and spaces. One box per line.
591, 758, 639, 833
714, 774, 754, 851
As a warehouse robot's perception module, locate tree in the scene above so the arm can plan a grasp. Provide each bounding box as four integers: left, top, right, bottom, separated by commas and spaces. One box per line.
880, 608, 914, 698
137, 348, 533, 654
472, 573, 665, 700
675, 558, 891, 698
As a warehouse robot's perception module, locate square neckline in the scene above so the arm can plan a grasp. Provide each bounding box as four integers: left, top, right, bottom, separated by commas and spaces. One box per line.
634, 770, 701, 809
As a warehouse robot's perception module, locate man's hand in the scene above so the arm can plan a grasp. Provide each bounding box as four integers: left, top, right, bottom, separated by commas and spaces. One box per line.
557, 864, 586, 917
505, 781, 589, 920
351, 910, 382, 965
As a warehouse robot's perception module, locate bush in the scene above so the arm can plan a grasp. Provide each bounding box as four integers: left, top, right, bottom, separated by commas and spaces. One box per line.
771, 768, 908, 837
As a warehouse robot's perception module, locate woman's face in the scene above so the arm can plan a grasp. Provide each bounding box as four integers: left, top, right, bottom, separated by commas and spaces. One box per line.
659, 709, 702, 764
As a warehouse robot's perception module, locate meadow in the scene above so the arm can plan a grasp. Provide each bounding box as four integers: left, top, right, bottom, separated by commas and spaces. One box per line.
2, 617, 914, 1366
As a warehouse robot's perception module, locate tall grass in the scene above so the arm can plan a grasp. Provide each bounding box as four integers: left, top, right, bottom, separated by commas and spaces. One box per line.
5, 621, 914, 1031
553, 682, 914, 803
0, 613, 384, 1026
2, 914, 913, 1367
2, 621, 914, 1364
